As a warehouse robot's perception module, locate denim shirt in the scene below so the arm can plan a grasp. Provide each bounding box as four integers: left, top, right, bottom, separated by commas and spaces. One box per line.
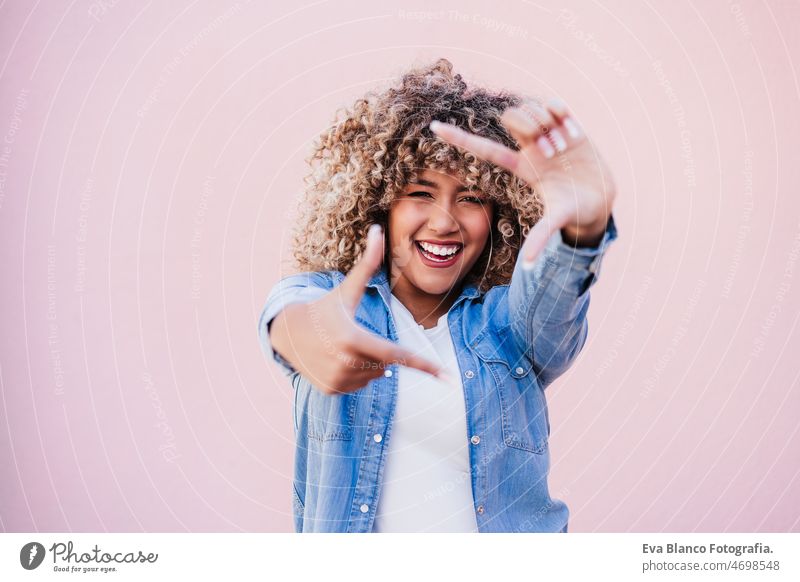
258, 215, 618, 532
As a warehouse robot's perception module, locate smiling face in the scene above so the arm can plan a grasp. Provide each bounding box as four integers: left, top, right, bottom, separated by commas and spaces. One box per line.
387, 169, 494, 322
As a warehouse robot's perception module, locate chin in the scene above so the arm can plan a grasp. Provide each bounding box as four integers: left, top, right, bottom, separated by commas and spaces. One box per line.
417, 281, 453, 296
411, 269, 467, 295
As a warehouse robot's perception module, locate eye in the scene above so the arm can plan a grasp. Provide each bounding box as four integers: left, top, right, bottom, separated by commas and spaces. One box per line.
407, 191, 434, 199
461, 196, 488, 205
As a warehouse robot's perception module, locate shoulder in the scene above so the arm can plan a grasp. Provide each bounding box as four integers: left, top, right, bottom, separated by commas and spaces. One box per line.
274, 269, 341, 291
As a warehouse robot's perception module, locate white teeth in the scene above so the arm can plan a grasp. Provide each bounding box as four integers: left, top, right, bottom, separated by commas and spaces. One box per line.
418, 241, 461, 256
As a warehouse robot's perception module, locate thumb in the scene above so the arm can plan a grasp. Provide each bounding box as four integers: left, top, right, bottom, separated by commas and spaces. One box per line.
520, 213, 559, 269
338, 224, 384, 311
521, 198, 575, 268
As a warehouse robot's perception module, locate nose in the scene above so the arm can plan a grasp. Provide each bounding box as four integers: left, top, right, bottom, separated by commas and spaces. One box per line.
426, 199, 459, 234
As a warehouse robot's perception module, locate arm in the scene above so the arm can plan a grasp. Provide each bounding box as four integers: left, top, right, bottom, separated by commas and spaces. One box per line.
508, 214, 618, 388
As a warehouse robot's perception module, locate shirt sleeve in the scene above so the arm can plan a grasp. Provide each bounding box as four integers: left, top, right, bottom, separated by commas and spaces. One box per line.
508, 214, 619, 388
257, 271, 332, 377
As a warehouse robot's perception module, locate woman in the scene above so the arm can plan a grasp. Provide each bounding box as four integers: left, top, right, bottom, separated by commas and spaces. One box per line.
258, 58, 618, 532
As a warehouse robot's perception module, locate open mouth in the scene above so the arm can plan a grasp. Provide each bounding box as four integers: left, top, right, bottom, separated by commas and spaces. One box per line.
414, 241, 464, 267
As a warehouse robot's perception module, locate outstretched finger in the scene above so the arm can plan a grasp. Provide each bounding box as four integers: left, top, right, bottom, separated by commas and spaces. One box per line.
430, 121, 520, 174
353, 327, 446, 380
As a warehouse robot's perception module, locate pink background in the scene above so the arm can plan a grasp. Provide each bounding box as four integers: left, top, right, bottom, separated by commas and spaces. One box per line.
1, 0, 798, 532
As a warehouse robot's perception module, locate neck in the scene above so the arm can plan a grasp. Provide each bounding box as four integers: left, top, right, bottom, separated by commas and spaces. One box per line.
389, 274, 463, 330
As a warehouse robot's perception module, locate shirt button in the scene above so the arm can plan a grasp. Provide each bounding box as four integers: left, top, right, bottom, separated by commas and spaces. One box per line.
384, 369, 393, 378
515, 366, 524, 375
373, 433, 382, 443
360, 504, 369, 513
464, 370, 475, 379
470, 435, 480, 445
476, 505, 485, 515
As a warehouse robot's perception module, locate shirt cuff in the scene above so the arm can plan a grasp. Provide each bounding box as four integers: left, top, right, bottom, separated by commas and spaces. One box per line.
548, 212, 617, 263
258, 274, 330, 377
535, 213, 619, 296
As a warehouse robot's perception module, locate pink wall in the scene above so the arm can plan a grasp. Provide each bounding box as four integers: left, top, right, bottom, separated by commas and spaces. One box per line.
0, 0, 797, 532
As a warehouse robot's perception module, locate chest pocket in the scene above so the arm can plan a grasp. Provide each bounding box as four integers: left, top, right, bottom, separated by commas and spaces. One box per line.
294, 375, 359, 442
470, 324, 550, 454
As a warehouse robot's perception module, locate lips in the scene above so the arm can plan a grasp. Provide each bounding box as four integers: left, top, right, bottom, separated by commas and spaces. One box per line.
414, 241, 463, 268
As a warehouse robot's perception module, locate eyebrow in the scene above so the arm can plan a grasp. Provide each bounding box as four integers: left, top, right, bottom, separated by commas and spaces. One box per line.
411, 178, 472, 194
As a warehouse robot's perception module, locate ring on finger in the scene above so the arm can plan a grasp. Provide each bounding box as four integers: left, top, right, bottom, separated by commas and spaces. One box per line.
518, 102, 553, 134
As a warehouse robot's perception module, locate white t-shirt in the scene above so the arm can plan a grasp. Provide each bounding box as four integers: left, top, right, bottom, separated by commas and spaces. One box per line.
372, 294, 479, 533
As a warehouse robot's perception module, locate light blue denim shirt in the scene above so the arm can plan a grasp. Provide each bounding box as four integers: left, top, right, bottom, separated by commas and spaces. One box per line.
258, 215, 618, 532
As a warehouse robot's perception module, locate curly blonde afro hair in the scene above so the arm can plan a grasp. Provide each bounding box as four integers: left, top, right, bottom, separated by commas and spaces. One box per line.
290, 58, 544, 293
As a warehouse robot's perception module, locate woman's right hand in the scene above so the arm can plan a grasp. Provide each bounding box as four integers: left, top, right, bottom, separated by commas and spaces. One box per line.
269, 224, 448, 395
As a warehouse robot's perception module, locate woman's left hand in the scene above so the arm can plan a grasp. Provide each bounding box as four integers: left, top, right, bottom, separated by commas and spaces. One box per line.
430, 97, 616, 265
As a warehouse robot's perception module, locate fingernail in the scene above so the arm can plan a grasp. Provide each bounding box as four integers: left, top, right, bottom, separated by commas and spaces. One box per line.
368, 224, 382, 240
563, 117, 581, 139
536, 135, 555, 159
429, 120, 442, 131
550, 129, 567, 152
522, 259, 535, 271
